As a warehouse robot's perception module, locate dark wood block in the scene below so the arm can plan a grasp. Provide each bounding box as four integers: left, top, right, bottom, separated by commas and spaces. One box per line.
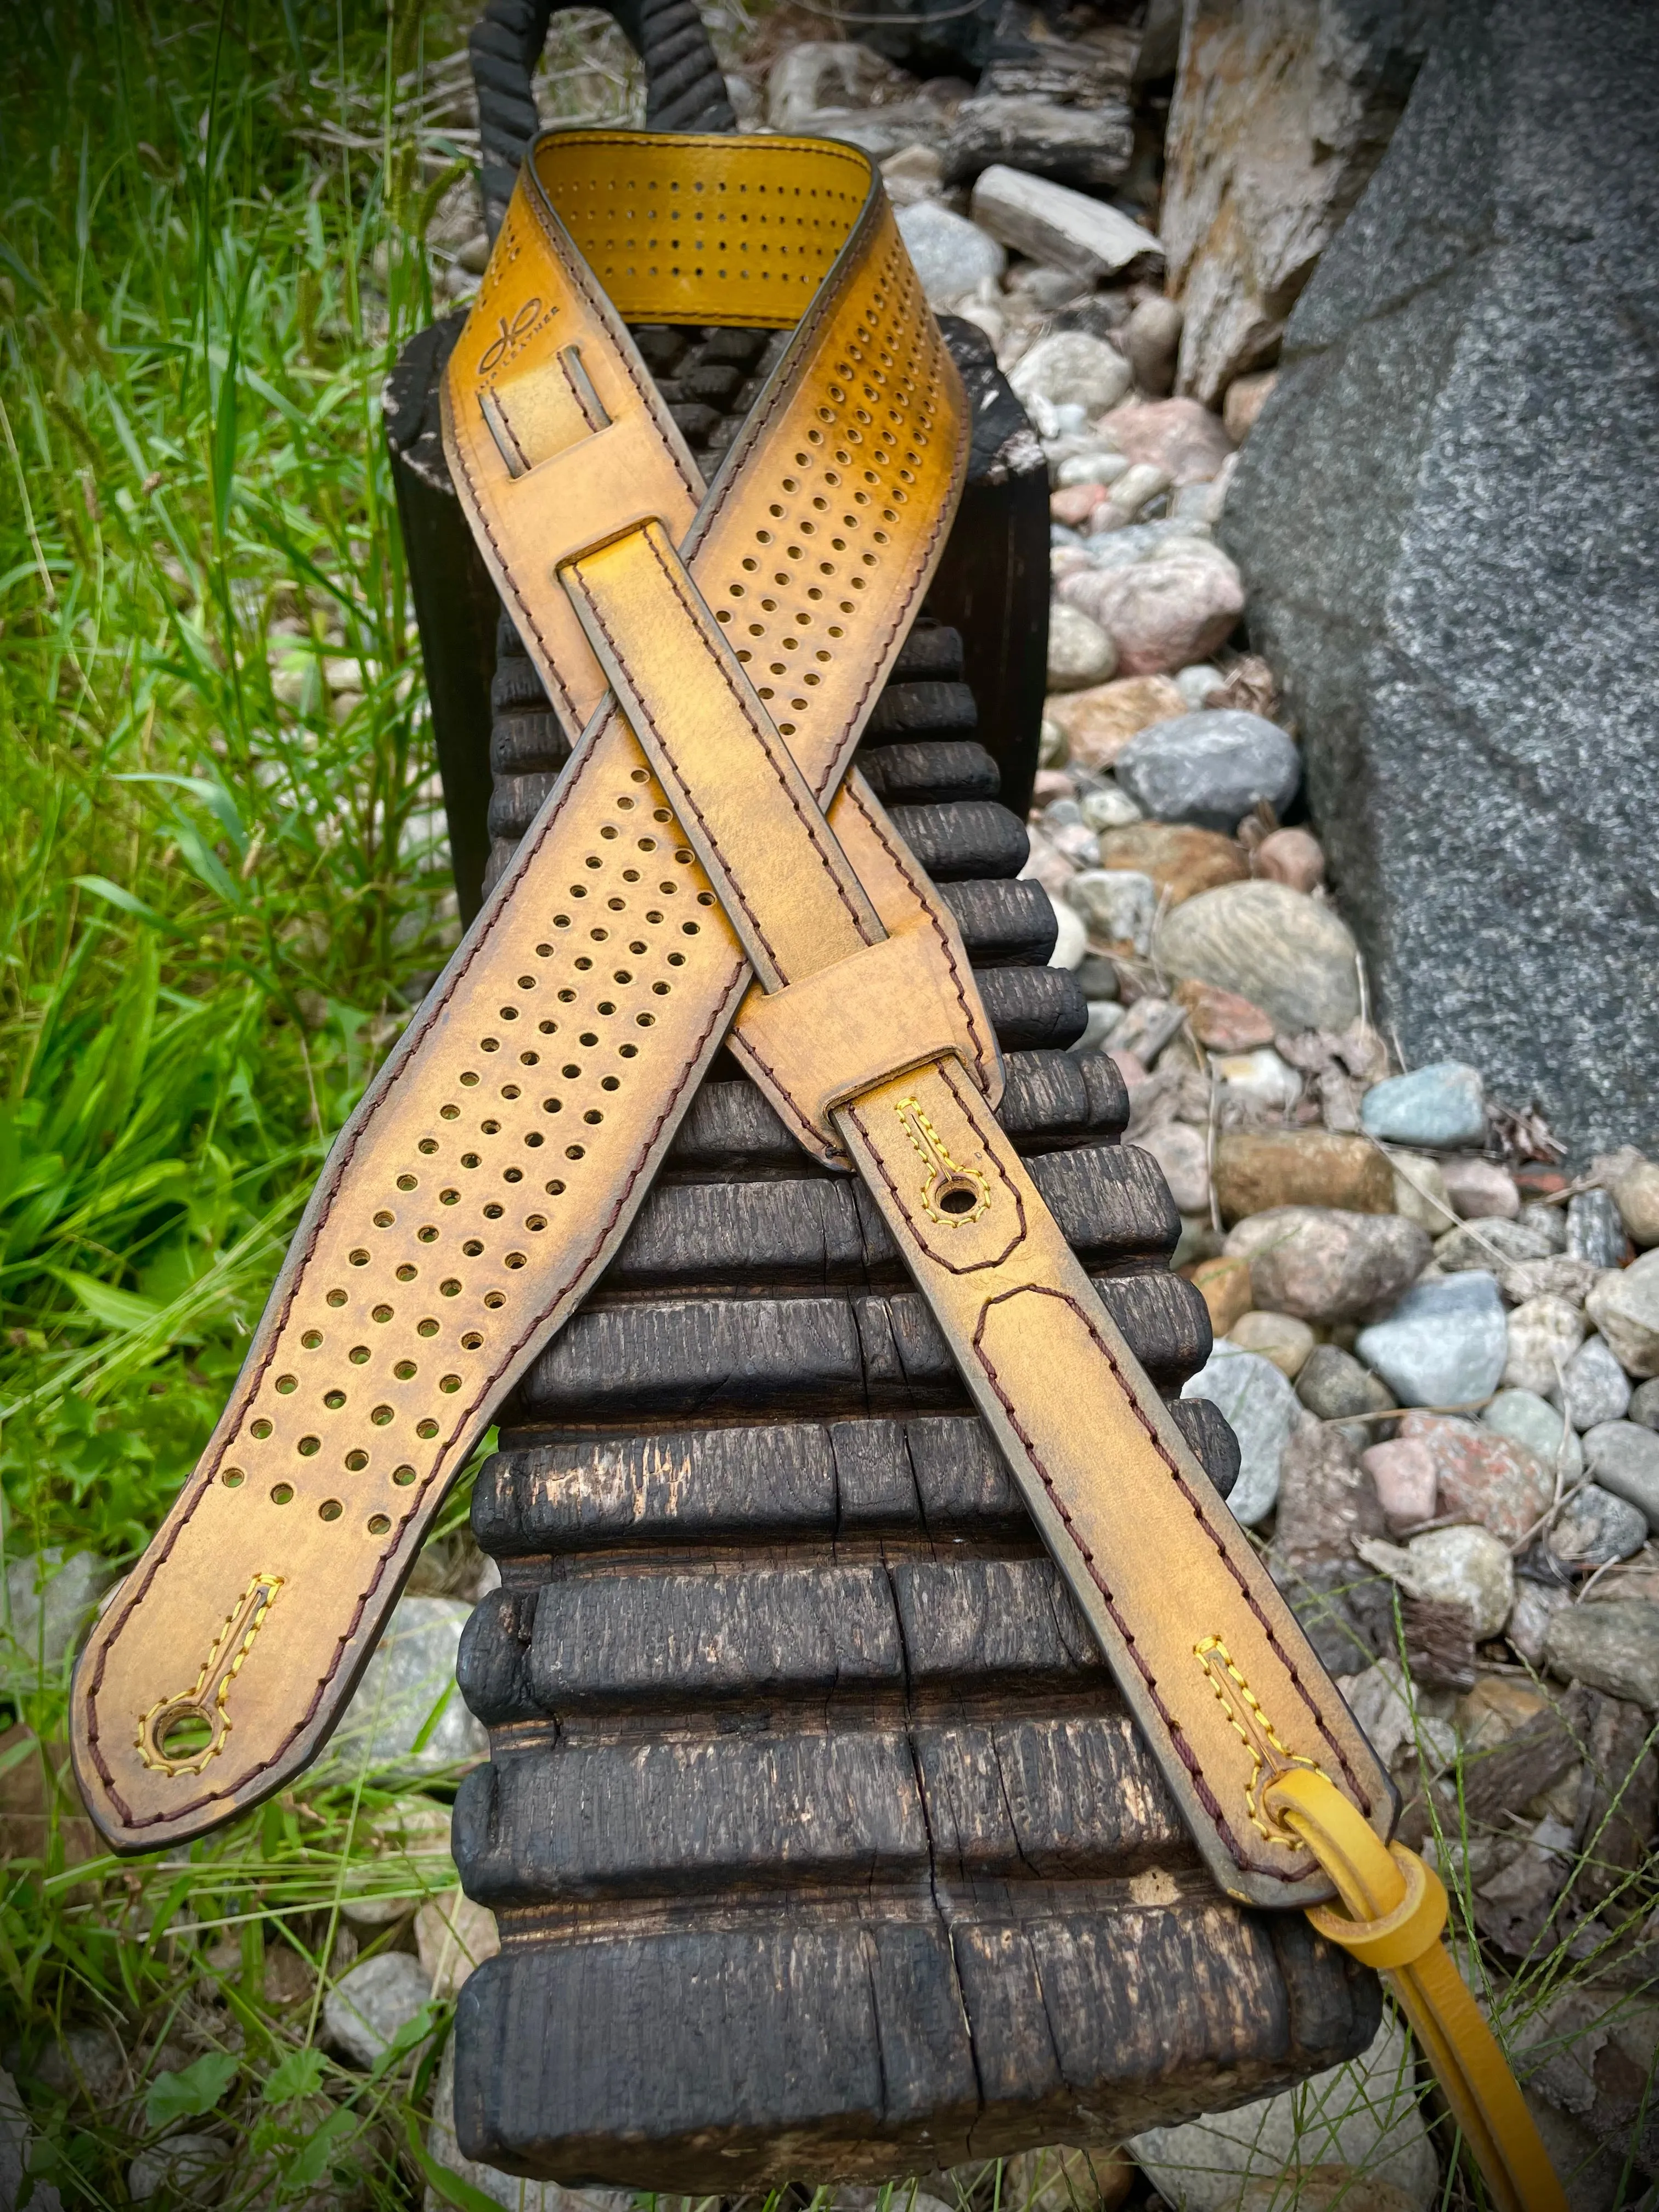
661, 1048, 1126, 1172
595, 1142, 1176, 1294
487, 769, 560, 841
452, 1898, 1376, 2189
864, 679, 978, 742
1168, 1396, 1242, 1502
456, 1589, 541, 1727
859, 740, 1000, 804
512, 1266, 1209, 1423
995, 1048, 1128, 1145
913, 1713, 1192, 1880
974, 966, 1088, 1050
525, 1561, 906, 1708
473, 1421, 842, 1554
936, 876, 1056, 966
888, 799, 1028, 881
891, 1558, 1102, 1685
453, 1918, 982, 2188
960, 1901, 1293, 2111
455, 1728, 930, 1902
489, 707, 571, 776
890, 622, 965, 684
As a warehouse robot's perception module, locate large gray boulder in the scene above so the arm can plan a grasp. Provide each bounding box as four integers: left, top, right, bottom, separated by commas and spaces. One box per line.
1221, 0, 1659, 1159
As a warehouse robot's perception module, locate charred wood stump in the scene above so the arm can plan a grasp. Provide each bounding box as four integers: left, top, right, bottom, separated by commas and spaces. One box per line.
445, 629, 1381, 2187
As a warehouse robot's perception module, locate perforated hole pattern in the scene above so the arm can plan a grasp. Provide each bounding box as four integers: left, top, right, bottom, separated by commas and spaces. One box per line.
215, 766, 718, 1543
169, 166, 957, 1649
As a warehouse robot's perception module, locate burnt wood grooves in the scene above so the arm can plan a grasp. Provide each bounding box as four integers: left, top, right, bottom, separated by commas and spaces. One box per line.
448, 614, 1380, 2182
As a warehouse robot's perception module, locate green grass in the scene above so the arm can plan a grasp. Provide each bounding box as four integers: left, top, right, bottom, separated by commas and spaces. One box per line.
0, 4, 1652, 2207
0, 2, 629, 2200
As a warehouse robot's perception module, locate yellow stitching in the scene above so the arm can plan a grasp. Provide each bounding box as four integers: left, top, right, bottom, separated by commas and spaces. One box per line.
1195, 1633, 1323, 1839
137, 1574, 283, 1778
895, 1096, 990, 1227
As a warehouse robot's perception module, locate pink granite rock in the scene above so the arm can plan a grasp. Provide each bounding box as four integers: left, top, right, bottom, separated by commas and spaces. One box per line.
1397, 1410, 1553, 1547
1361, 1437, 1438, 1532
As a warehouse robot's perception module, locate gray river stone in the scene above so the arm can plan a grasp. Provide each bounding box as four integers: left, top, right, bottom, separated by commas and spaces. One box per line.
1561, 1332, 1633, 1430
1221, 0, 1659, 1159
1181, 1344, 1303, 1526
1356, 1271, 1508, 1408
1114, 709, 1300, 832
324, 1952, 434, 2068
1545, 1601, 1659, 1710
1581, 1420, 1659, 1532
1547, 1485, 1648, 1573
1154, 880, 1361, 1034
323, 1595, 487, 1780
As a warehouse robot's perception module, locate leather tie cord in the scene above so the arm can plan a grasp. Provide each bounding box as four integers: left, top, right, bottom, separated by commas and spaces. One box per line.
70, 132, 1562, 2209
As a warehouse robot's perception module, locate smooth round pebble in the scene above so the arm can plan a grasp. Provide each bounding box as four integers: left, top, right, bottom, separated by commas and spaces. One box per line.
1047, 602, 1117, 690
1482, 1387, 1582, 1482
1155, 880, 1362, 1034
1010, 330, 1132, 418
894, 200, 1006, 308
1439, 1156, 1520, 1221
1181, 1345, 1301, 1525
1547, 1485, 1648, 1572
1114, 709, 1300, 833
324, 1951, 434, 2068
1581, 1420, 1659, 1531
1253, 824, 1325, 893
1355, 1272, 1508, 1407
1229, 1308, 1316, 1378
1044, 896, 1086, 970
1561, 1333, 1632, 1431
1359, 1062, 1486, 1148
1228, 1206, 1429, 1326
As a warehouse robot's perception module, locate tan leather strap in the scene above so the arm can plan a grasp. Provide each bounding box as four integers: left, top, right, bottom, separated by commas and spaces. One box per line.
72, 132, 1388, 1912
69, 132, 995, 1854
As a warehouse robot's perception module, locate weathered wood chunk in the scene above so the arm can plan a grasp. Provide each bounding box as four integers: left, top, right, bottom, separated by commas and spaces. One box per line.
454, 585, 1366, 2187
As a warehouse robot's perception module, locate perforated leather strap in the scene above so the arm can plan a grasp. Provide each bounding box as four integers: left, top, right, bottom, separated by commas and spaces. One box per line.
72, 133, 1389, 1920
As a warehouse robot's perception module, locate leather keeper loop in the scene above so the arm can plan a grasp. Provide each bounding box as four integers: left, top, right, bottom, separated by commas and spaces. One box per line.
735, 922, 988, 1150
1305, 1841, 1448, 1968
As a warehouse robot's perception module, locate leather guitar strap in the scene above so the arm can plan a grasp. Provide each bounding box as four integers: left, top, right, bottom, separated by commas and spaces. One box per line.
70, 129, 1388, 1896
69, 133, 1565, 2209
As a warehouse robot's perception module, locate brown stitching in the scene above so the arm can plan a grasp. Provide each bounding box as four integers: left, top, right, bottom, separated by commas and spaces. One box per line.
87, 737, 747, 1828
963, 1278, 1367, 1874
444, 379, 584, 736
964, 1282, 1255, 1873
636, 531, 879, 962
519, 160, 704, 505
726, 1023, 843, 1166
88, 171, 964, 1829
843, 1081, 1026, 1278
571, 532, 876, 977
481, 387, 532, 477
